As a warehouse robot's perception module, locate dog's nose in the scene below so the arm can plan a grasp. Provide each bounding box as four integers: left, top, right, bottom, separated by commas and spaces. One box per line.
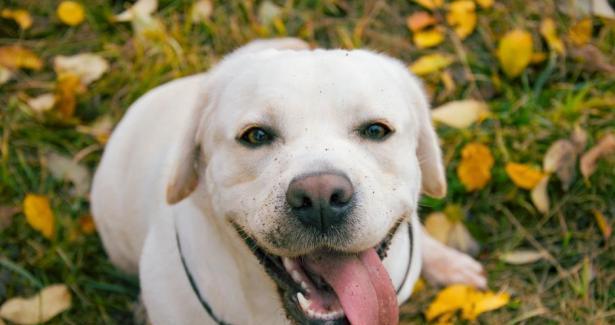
286, 172, 354, 232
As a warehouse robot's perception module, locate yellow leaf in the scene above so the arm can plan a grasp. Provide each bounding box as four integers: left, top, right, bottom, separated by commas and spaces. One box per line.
1, 9, 33, 29
413, 0, 444, 10
0, 284, 71, 324
457, 143, 494, 191
461, 290, 510, 320
22, 194, 55, 239
412, 277, 426, 294
409, 53, 454, 76
57, 1, 85, 26
475, 0, 494, 9
406, 11, 438, 32
540, 18, 565, 55
593, 210, 612, 240
432, 99, 490, 128
0, 45, 43, 71
446, 1, 476, 40
55, 73, 84, 120
530, 52, 547, 64
79, 215, 96, 234
505, 162, 544, 190
425, 284, 470, 321
413, 27, 446, 48
497, 29, 533, 78
568, 18, 592, 46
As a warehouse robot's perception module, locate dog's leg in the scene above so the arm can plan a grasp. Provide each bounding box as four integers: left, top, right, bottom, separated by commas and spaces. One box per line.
420, 225, 487, 288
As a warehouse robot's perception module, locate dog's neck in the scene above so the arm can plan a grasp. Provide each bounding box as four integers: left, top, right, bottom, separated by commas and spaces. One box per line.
175, 198, 287, 325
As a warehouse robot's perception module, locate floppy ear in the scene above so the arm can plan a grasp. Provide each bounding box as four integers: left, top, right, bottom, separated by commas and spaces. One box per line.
415, 91, 447, 198
166, 95, 207, 205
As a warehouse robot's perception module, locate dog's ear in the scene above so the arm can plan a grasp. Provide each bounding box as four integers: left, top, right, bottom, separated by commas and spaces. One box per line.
416, 104, 447, 198
166, 94, 207, 205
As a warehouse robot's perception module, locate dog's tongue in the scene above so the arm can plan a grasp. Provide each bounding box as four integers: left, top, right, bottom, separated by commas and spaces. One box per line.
304, 249, 398, 325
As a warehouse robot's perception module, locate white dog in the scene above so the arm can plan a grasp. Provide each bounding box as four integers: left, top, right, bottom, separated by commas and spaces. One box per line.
91, 38, 485, 325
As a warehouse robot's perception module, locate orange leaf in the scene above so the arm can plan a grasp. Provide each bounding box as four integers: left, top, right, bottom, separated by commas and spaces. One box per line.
457, 143, 494, 191
568, 18, 592, 46
505, 162, 544, 190
406, 11, 438, 32
23, 194, 55, 239
0, 45, 43, 71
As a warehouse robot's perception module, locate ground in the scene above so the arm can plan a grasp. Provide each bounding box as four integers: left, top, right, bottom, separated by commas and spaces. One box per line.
0, 0, 613, 324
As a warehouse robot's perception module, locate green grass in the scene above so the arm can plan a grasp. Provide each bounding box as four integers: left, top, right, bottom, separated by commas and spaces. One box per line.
1, 0, 614, 324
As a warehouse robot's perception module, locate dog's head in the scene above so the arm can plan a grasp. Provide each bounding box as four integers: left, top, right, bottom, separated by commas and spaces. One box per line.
166, 39, 446, 324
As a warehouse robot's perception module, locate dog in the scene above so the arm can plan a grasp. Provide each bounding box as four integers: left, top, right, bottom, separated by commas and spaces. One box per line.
91, 38, 486, 325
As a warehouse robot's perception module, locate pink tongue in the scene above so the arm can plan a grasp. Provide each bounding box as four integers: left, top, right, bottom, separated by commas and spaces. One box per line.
304, 249, 399, 325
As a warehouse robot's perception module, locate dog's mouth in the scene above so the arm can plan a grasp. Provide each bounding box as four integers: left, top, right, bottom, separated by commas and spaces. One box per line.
232, 222, 402, 325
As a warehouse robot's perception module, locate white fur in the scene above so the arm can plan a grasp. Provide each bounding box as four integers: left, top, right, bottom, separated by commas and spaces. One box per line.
91, 38, 485, 325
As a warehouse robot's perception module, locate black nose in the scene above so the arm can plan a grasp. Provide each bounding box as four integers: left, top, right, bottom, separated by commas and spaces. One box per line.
286, 172, 354, 232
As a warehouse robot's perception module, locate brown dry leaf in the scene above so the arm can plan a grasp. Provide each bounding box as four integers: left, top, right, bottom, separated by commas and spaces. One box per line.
45, 151, 91, 197
497, 29, 533, 78
413, 27, 446, 48
571, 44, 615, 74
78, 215, 96, 235
431, 99, 490, 128
409, 53, 454, 76
543, 139, 577, 190
22, 194, 55, 239
571, 125, 588, 153
57, 1, 85, 26
1, 9, 33, 29
0, 206, 21, 231
426, 284, 509, 322
55, 73, 84, 120
0, 46, 43, 71
424, 211, 479, 255
0, 284, 71, 324
53, 53, 109, 86
406, 11, 438, 32
475, 0, 494, 9
530, 175, 550, 214
505, 162, 544, 190
540, 18, 565, 55
26, 94, 56, 113
413, 0, 444, 10
568, 18, 592, 46
580, 133, 615, 179
190, 0, 213, 23
499, 250, 544, 265
592, 210, 612, 240
457, 143, 494, 191
446, 1, 476, 40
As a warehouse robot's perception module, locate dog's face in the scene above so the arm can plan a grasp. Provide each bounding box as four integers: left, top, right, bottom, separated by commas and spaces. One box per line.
166, 42, 446, 324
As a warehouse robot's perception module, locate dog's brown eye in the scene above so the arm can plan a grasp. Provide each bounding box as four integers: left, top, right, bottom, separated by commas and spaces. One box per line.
239, 127, 275, 147
360, 122, 393, 141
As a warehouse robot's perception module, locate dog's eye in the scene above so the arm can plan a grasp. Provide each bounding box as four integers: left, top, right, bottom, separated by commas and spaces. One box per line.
239, 127, 275, 147
360, 122, 393, 141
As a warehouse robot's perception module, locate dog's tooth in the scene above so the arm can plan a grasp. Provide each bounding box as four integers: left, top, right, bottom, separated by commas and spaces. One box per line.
296, 292, 311, 312
282, 257, 294, 272
300, 281, 310, 292
291, 270, 302, 282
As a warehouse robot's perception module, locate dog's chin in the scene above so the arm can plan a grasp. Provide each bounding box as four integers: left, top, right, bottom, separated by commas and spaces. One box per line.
231, 221, 403, 325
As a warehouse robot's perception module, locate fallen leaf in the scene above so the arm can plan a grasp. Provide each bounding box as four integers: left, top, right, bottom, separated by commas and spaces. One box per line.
499, 250, 544, 265
0, 206, 21, 231
76, 115, 113, 144
475, 0, 494, 9
22, 194, 55, 239
258, 0, 282, 26
406, 11, 438, 32
446, 1, 476, 40
413, 0, 444, 10
412, 278, 426, 294
570, 44, 615, 74
413, 27, 446, 48
0, 66, 13, 85
580, 133, 615, 178
568, 18, 592, 46
497, 29, 533, 78
0, 284, 71, 324
115, 0, 157, 22
540, 18, 565, 55
78, 215, 96, 234
505, 162, 544, 190
592, 210, 612, 240
55, 73, 84, 120
592, 0, 615, 19
431, 99, 489, 128
530, 175, 550, 213
530, 52, 547, 64
409, 53, 454, 76
1, 9, 33, 29
426, 284, 509, 322
543, 139, 577, 190
461, 290, 510, 321
190, 0, 213, 23
425, 284, 469, 321
0, 45, 43, 71
53, 53, 109, 85
26, 93, 56, 113
571, 125, 588, 153
424, 211, 479, 256
57, 1, 85, 26
457, 143, 494, 191
45, 151, 91, 197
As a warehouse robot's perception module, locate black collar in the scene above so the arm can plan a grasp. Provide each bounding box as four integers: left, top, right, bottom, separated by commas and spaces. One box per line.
175, 221, 414, 325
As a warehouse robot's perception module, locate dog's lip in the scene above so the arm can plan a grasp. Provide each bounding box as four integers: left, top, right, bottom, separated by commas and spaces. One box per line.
230, 219, 403, 324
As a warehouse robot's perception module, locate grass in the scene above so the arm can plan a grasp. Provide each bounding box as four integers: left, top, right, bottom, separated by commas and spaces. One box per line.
1, 0, 614, 324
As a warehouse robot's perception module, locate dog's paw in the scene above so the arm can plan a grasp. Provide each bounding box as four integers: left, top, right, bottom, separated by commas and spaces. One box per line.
422, 243, 487, 289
